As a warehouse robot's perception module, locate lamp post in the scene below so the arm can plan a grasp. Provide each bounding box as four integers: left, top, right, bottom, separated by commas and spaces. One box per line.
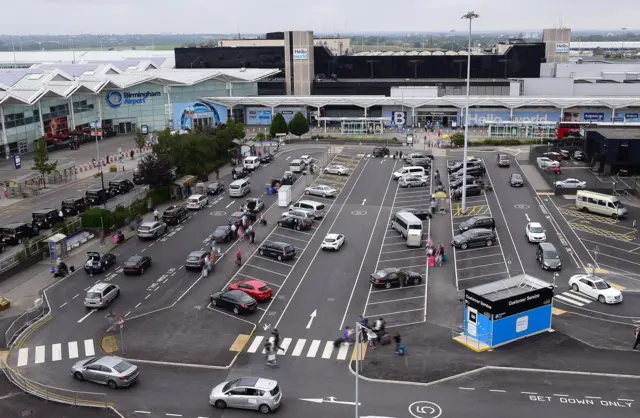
460, 11, 479, 213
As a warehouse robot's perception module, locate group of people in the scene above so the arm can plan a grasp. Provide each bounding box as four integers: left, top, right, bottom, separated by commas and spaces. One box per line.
426, 238, 446, 267
339, 317, 404, 355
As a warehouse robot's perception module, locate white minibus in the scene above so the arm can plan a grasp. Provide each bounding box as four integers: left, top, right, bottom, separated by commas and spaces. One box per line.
289, 159, 305, 173
575, 190, 627, 218
391, 211, 423, 247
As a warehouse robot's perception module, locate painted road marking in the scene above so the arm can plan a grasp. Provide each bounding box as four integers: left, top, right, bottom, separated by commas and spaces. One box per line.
321, 341, 334, 359
277, 337, 292, 355
291, 339, 306, 356
84, 339, 95, 356
34, 346, 45, 364
552, 307, 567, 315
609, 281, 626, 291
565, 291, 593, 303
17, 348, 28, 367
229, 334, 251, 352
307, 340, 321, 358
77, 309, 96, 323
51, 344, 62, 361
102, 335, 118, 354
247, 336, 264, 353
68, 341, 79, 359
350, 343, 367, 361
336, 343, 349, 360
555, 294, 584, 306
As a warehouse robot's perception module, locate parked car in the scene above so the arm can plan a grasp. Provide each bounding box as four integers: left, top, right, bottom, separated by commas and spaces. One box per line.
399, 174, 429, 188
568, 274, 623, 304
559, 149, 571, 160
185, 250, 211, 271
537, 157, 560, 168
71, 356, 139, 389
259, 241, 296, 261
497, 154, 510, 167
85, 186, 111, 205
450, 176, 476, 190
372, 147, 390, 157
61, 197, 88, 216
451, 228, 497, 250
229, 280, 273, 301
278, 215, 313, 231
206, 182, 225, 195
209, 377, 282, 414
0, 222, 38, 245
162, 205, 188, 225
186, 194, 209, 210
305, 185, 337, 198
509, 173, 524, 187
123, 255, 152, 275
525, 222, 547, 243
573, 150, 586, 161
555, 178, 586, 189
108, 179, 134, 196
84, 252, 116, 276
211, 225, 233, 243
136, 221, 167, 239
321, 233, 345, 251
458, 216, 495, 232
260, 154, 274, 164
210, 290, 257, 315
370, 268, 423, 289
324, 164, 349, 176
32, 208, 63, 230
395, 208, 431, 221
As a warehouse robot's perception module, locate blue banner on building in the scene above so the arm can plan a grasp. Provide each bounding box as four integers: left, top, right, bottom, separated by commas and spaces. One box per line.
172, 102, 228, 131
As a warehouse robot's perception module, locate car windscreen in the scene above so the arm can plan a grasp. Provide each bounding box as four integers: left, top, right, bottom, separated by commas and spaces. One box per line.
214, 227, 228, 234
543, 251, 559, 259
594, 281, 610, 290
229, 184, 240, 189
270, 384, 280, 396
125, 258, 141, 266
62, 200, 79, 206
258, 285, 270, 291
284, 245, 295, 252
373, 271, 386, 278
408, 224, 422, 231
188, 198, 199, 203
315, 204, 325, 210
187, 255, 200, 261
86, 190, 101, 196
529, 226, 544, 233
86, 292, 101, 299
113, 360, 133, 373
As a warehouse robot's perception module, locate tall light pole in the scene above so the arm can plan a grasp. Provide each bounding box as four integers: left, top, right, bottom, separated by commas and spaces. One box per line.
461, 11, 479, 213
621, 27, 627, 63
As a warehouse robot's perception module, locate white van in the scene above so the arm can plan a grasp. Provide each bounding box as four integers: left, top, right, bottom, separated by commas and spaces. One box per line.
576, 190, 627, 218
391, 211, 423, 246
228, 179, 251, 197
393, 166, 426, 180
243, 156, 260, 171
289, 200, 326, 219
290, 159, 305, 173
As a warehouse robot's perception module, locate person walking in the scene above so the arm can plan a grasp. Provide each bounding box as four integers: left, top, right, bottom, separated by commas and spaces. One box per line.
373, 318, 386, 336
430, 198, 437, 215
235, 249, 242, 266
230, 223, 237, 238
366, 327, 378, 350
153, 208, 159, 221
249, 226, 256, 244
393, 332, 402, 353
271, 329, 284, 352
343, 326, 353, 344
265, 341, 277, 366
634, 327, 640, 350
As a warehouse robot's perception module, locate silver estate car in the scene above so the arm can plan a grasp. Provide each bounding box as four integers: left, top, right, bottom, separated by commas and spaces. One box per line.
137, 221, 167, 239
71, 356, 139, 389
209, 376, 282, 414
84, 282, 119, 309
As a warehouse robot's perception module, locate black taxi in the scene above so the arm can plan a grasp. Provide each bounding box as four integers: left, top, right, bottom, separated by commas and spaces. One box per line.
162, 205, 188, 225
61, 196, 88, 216
0, 222, 39, 245
32, 208, 63, 230
85, 186, 111, 205
108, 179, 134, 195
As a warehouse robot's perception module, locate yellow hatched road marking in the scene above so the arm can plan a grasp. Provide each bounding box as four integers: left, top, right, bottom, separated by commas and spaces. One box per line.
0, 351, 8, 368
568, 222, 635, 242
350, 343, 367, 362
100, 335, 119, 354
608, 281, 626, 291
453, 205, 490, 218
552, 307, 567, 315
558, 205, 621, 225
230, 334, 252, 352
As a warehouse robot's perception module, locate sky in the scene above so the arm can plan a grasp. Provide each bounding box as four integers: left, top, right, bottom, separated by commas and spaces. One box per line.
4, 0, 638, 35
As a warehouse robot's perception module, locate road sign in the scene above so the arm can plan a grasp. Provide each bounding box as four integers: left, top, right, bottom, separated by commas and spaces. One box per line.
118, 317, 125, 329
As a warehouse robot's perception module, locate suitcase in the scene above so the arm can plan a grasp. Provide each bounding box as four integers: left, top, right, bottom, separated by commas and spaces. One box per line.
334, 338, 343, 348
428, 256, 435, 267
380, 334, 391, 345
397, 344, 405, 355
442, 253, 447, 262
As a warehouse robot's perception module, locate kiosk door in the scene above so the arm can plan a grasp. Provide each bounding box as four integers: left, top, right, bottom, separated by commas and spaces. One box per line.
467, 307, 478, 337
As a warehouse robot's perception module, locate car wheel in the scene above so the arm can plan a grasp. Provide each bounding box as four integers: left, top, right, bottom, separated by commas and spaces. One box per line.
74, 372, 83, 381
215, 400, 227, 409
233, 306, 240, 315
140, 268, 144, 275
305, 190, 310, 195
259, 249, 265, 256
556, 185, 562, 188
485, 240, 493, 247
598, 295, 606, 304
322, 193, 327, 198
407, 184, 411, 188
384, 282, 391, 289
259, 404, 271, 414
277, 255, 283, 261
577, 186, 583, 189
212, 299, 217, 306
107, 380, 117, 389
572, 284, 579, 292
421, 183, 426, 187
278, 221, 283, 227
412, 277, 421, 285
461, 243, 468, 250
295, 225, 301, 231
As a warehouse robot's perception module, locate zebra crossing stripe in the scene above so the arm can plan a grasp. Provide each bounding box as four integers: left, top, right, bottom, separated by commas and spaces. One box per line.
34, 346, 45, 364
84, 339, 95, 356
52, 344, 62, 361
564, 292, 592, 304
291, 339, 306, 356
336, 343, 349, 360
321, 341, 334, 359
307, 340, 321, 358
278, 338, 292, 355
17, 348, 28, 367
555, 294, 584, 306
68, 341, 79, 359
247, 336, 263, 353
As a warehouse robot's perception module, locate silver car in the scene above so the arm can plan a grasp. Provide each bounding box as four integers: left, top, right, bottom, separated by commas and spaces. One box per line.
305, 185, 337, 198
399, 175, 428, 188
71, 356, 139, 389
84, 282, 119, 309
137, 221, 167, 239
281, 208, 314, 220
209, 376, 282, 414
324, 164, 349, 176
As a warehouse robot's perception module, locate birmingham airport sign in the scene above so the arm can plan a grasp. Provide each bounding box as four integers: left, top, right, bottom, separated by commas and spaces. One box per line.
106, 91, 162, 108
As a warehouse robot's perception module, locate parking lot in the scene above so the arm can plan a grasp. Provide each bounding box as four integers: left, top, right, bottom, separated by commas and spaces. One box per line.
447, 159, 511, 290
211, 153, 363, 321
361, 166, 432, 328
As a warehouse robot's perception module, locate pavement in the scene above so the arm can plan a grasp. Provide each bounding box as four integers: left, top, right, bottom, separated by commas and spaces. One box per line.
3, 142, 640, 418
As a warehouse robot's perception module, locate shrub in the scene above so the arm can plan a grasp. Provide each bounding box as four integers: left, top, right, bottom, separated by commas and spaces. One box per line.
147, 186, 170, 206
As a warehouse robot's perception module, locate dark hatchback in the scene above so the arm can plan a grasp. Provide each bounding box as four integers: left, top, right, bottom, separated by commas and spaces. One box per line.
210, 290, 257, 315
122, 255, 152, 275
32, 209, 63, 230
162, 205, 188, 225
85, 187, 111, 205
497, 154, 510, 167
450, 176, 476, 190
206, 182, 225, 195
373, 147, 390, 157
396, 208, 431, 221
260, 154, 274, 164
211, 225, 233, 243
0, 223, 38, 245
259, 241, 296, 261
108, 179, 134, 195
510, 173, 524, 187
459, 215, 495, 232
228, 211, 246, 227
277, 215, 313, 231
84, 252, 116, 276
61, 197, 88, 216
370, 268, 423, 289
185, 250, 210, 270
452, 228, 497, 250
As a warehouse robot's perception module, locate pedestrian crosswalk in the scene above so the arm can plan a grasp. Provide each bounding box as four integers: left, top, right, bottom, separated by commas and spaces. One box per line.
244, 335, 355, 361
555, 290, 595, 307
14, 339, 96, 367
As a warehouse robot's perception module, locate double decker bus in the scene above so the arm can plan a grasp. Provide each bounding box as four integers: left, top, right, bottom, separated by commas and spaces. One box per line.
556, 121, 640, 139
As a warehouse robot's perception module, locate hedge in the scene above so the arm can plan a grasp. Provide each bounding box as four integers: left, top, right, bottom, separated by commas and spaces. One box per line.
453, 138, 539, 147
310, 135, 399, 142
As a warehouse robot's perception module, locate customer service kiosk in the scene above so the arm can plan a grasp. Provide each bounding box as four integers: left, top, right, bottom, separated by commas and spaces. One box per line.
458, 274, 554, 351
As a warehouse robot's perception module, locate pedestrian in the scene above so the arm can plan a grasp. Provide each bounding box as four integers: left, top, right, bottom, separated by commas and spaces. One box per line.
235, 249, 242, 266
271, 329, 284, 352
634, 327, 640, 350
242, 214, 248, 228
230, 223, 237, 238
359, 315, 369, 328
343, 326, 353, 344
147, 198, 153, 213
153, 208, 159, 221
430, 198, 437, 215
58, 209, 64, 219
265, 342, 277, 366
215, 167, 220, 180
366, 327, 378, 349
250, 228, 256, 244
99, 230, 106, 247
373, 318, 385, 335
393, 332, 402, 353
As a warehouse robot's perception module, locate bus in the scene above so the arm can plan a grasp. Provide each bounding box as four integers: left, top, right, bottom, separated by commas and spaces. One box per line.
556, 121, 640, 139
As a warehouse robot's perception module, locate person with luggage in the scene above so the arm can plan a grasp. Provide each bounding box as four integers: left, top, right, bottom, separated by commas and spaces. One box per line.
373, 318, 386, 336
366, 327, 378, 349
393, 333, 402, 353
270, 329, 284, 353
265, 341, 277, 366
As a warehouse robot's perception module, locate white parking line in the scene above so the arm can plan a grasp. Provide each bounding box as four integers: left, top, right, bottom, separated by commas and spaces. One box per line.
244, 264, 288, 277
456, 245, 503, 253
457, 262, 505, 271
269, 233, 311, 243
254, 255, 293, 266
367, 296, 423, 305
321, 341, 334, 359
381, 248, 426, 255
371, 284, 427, 294
291, 339, 306, 356
366, 307, 422, 317
458, 271, 508, 281
276, 227, 314, 236
247, 336, 264, 353
378, 255, 425, 263
456, 253, 503, 262
336, 343, 349, 360
383, 240, 428, 247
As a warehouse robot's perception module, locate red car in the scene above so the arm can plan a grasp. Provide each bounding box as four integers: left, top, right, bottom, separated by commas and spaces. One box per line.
228, 280, 272, 301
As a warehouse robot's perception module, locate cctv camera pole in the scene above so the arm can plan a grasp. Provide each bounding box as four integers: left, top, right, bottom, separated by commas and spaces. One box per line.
461, 11, 479, 213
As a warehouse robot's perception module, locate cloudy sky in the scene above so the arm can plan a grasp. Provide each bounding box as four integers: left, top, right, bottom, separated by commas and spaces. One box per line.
4, 0, 637, 35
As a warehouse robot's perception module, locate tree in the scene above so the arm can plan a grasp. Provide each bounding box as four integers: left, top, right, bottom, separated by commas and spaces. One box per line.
32, 139, 58, 186
450, 131, 466, 147
137, 153, 174, 188
288, 112, 310, 138
255, 131, 266, 142
225, 118, 246, 140
269, 113, 288, 138
134, 129, 146, 151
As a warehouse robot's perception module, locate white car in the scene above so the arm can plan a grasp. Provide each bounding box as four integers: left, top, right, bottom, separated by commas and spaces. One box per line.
536, 157, 560, 168
568, 274, 623, 304
321, 233, 345, 251
525, 222, 546, 242
555, 178, 586, 189
324, 165, 349, 176
305, 185, 337, 198
300, 155, 312, 165
186, 194, 209, 210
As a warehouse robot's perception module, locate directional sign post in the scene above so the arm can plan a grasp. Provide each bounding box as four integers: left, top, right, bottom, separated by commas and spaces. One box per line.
593, 246, 599, 275
118, 317, 125, 354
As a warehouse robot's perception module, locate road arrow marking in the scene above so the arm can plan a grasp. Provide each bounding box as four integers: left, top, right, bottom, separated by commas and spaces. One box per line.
525, 213, 530, 222
263, 323, 271, 331
362, 199, 367, 205
306, 310, 317, 329
299, 398, 361, 406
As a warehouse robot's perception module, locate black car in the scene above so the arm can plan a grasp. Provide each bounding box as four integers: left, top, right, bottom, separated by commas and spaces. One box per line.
210, 290, 257, 315
84, 251, 116, 276
450, 165, 484, 180
260, 154, 274, 164
108, 179, 134, 195
396, 208, 431, 221
61, 197, 88, 217
32, 209, 63, 230
122, 255, 152, 275
85, 186, 111, 205
450, 176, 476, 190
162, 205, 188, 225
0, 222, 39, 245
536, 242, 562, 271
448, 161, 484, 175
451, 228, 497, 250
277, 215, 313, 231
510, 173, 524, 187
206, 182, 225, 195
132, 168, 145, 185
211, 225, 233, 243
456, 184, 483, 198
373, 147, 390, 157
459, 216, 495, 232
497, 154, 510, 167
370, 268, 423, 289
259, 241, 296, 261
232, 167, 249, 180
228, 211, 247, 228
271, 172, 296, 188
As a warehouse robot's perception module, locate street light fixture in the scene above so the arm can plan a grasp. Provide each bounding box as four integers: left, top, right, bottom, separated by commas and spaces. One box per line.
460, 11, 480, 213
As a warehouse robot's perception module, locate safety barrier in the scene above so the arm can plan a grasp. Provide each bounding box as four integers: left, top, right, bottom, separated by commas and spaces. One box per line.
3, 298, 48, 348
451, 325, 492, 352
0, 357, 110, 408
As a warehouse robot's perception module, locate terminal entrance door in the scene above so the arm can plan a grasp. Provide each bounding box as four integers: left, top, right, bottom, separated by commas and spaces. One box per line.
416, 110, 459, 128
115, 118, 137, 134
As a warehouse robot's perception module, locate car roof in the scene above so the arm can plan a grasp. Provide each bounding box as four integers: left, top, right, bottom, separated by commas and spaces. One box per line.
325, 233, 341, 239
87, 251, 105, 256
94, 356, 123, 367
127, 255, 143, 262
89, 282, 110, 292
468, 215, 491, 221
464, 228, 494, 234
269, 241, 292, 247
238, 279, 267, 287
139, 221, 157, 227
573, 274, 605, 283
189, 251, 207, 257
33, 208, 57, 213
1, 222, 27, 228
188, 194, 204, 198
236, 377, 278, 390
528, 222, 543, 227
539, 242, 556, 250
